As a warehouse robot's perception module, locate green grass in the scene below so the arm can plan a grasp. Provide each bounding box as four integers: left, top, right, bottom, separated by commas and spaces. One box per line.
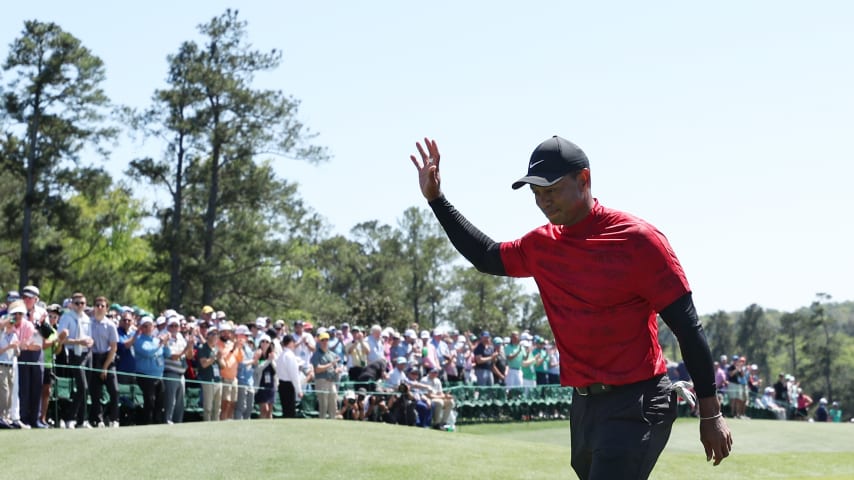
4, 418, 852, 479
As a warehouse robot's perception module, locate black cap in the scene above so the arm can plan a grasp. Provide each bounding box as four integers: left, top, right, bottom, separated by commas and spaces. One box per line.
511, 136, 589, 190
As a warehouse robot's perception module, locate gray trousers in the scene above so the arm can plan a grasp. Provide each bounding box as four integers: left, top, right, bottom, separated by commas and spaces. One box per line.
163, 374, 185, 423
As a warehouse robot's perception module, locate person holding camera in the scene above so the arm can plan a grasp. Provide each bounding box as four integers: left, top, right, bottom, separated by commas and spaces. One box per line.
338, 390, 363, 420
253, 334, 276, 419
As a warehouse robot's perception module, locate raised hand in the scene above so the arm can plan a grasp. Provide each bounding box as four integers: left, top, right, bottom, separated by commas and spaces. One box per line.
409, 137, 442, 201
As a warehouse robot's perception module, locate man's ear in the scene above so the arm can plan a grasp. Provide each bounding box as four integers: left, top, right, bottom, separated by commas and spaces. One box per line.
577, 168, 591, 190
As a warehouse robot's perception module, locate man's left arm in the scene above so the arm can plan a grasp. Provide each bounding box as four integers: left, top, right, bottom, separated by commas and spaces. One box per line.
659, 292, 733, 466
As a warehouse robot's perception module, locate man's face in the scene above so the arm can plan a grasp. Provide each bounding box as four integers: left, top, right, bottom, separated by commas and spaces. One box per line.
530, 170, 590, 226
23, 295, 37, 310
72, 297, 87, 313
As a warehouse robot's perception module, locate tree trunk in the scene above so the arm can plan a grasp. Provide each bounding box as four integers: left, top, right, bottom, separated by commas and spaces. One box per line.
202, 126, 221, 306
20, 90, 42, 289
168, 134, 187, 309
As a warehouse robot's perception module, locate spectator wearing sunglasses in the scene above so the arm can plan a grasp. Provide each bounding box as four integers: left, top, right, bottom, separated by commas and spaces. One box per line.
90, 296, 119, 427
57, 292, 94, 429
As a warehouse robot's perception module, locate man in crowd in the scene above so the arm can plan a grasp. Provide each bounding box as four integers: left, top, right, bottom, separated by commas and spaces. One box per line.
134, 316, 170, 424
311, 331, 341, 419
163, 315, 192, 424
89, 296, 119, 427
57, 292, 93, 429
275, 334, 302, 418
18, 286, 45, 428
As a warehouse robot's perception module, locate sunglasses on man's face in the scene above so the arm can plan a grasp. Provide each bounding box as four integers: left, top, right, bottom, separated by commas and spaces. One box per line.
95, 303, 107, 308
74, 301, 86, 306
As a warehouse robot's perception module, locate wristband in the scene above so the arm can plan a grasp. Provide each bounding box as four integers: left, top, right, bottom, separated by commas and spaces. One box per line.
699, 412, 722, 421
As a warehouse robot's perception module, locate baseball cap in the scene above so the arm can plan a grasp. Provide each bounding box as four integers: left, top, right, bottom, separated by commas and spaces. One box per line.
235, 325, 250, 335
512, 136, 589, 190
317, 332, 330, 341
395, 356, 408, 365
201, 305, 214, 314
139, 316, 154, 327
420, 330, 430, 339
6, 291, 20, 302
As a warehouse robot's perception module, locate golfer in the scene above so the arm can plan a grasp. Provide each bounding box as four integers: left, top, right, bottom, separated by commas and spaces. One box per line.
410, 136, 732, 479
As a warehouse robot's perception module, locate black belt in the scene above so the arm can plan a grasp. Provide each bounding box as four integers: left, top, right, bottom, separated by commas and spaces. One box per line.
574, 383, 616, 396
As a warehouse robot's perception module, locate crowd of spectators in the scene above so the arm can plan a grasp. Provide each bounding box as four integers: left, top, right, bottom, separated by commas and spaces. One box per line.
704, 354, 847, 422
0, 285, 566, 430
1, 284, 846, 429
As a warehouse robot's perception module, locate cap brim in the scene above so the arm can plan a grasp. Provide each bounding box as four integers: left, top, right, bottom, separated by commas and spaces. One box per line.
511, 175, 564, 190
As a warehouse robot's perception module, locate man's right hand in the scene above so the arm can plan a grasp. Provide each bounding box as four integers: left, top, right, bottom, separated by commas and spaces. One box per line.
410, 137, 442, 201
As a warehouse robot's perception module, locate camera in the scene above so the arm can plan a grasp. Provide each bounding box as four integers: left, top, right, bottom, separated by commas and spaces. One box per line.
347, 397, 356, 405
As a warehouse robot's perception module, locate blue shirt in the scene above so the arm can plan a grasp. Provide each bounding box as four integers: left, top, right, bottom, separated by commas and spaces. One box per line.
57, 310, 91, 355
0, 331, 18, 364
236, 344, 255, 386
133, 334, 169, 377
117, 327, 136, 374
91, 318, 119, 354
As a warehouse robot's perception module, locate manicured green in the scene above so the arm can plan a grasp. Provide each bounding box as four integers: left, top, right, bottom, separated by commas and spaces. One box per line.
4, 417, 852, 479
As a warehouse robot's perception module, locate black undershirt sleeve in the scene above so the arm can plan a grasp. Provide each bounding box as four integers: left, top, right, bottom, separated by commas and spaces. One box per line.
659, 292, 717, 398
428, 195, 506, 276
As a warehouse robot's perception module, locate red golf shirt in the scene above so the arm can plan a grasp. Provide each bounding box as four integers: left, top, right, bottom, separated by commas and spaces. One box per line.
500, 200, 690, 387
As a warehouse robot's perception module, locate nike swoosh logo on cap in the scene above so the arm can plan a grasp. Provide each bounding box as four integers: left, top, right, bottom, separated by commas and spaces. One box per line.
529, 159, 545, 169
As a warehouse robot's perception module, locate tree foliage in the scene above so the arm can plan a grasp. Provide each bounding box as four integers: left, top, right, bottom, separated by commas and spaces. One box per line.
0, 20, 115, 287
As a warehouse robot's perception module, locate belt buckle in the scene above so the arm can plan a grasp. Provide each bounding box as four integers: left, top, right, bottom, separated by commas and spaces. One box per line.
576, 386, 590, 396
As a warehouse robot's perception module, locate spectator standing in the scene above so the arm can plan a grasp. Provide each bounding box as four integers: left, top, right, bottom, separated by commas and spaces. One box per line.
19, 286, 46, 428
531, 337, 549, 386
473, 332, 498, 386
274, 334, 302, 418
163, 316, 192, 424
292, 320, 315, 369
57, 292, 94, 429
133, 316, 170, 425
38, 304, 61, 427
346, 327, 369, 381
492, 336, 507, 386
89, 296, 120, 427
714, 362, 728, 401
217, 323, 241, 420
727, 356, 748, 418
116, 310, 137, 385
503, 332, 524, 388
366, 325, 385, 364
233, 325, 256, 420
828, 401, 842, 423
196, 326, 222, 421
795, 388, 813, 420
773, 373, 788, 406
546, 341, 561, 384
814, 398, 829, 422
253, 335, 276, 419
0, 315, 20, 426
312, 331, 342, 420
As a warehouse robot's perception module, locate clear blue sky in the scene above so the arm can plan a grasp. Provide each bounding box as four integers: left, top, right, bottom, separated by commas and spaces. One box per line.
3, 2, 852, 315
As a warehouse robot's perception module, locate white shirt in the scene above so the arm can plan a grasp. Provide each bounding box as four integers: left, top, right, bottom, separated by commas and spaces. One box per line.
275, 347, 302, 393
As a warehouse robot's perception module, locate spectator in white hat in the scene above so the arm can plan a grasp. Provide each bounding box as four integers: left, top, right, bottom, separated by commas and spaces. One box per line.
163, 315, 193, 424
